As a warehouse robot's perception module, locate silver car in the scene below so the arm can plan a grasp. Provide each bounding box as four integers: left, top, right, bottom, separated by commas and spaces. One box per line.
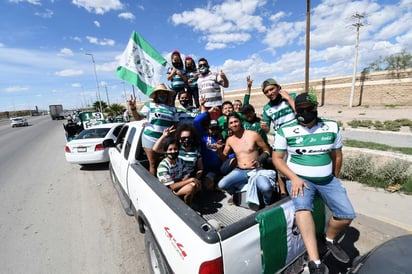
10, 117, 29, 127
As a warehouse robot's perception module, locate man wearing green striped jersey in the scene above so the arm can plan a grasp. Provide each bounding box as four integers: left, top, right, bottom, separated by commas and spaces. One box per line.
272, 93, 355, 274
261, 78, 296, 134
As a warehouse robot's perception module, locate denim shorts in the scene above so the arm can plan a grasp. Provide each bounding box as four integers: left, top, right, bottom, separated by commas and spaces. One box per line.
286, 176, 356, 219
141, 133, 156, 149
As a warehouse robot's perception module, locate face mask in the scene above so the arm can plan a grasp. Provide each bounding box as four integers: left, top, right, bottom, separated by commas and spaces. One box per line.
166, 152, 179, 159
179, 99, 189, 107
181, 138, 192, 148
296, 109, 318, 124
270, 94, 283, 105
199, 66, 209, 75
158, 95, 168, 104
172, 61, 182, 68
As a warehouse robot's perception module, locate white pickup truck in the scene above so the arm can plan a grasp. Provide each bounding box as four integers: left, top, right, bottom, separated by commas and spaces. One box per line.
103, 120, 327, 274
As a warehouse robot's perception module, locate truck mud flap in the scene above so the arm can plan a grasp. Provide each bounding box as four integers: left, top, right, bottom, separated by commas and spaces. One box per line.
255, 196, 325, 274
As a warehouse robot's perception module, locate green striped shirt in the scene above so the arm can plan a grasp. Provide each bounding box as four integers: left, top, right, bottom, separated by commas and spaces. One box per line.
273, 118, 342, 183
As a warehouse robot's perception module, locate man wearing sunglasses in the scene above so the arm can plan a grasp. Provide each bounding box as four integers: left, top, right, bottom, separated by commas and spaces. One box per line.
272, 93, 356, 274
197, 58, 229, 109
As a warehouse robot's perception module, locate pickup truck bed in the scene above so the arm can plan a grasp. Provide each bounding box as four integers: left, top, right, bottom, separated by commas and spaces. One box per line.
106, 121, 327, 274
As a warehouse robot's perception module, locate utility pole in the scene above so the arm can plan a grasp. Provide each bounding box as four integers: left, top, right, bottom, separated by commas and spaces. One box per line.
305, 0, 311, 93
85, 53, 103, 113
349, 13, 365, 107
104, 84, 110, 106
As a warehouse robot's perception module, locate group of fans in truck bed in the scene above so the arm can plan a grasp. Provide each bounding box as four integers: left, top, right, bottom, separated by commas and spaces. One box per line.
127, 51, 356, 274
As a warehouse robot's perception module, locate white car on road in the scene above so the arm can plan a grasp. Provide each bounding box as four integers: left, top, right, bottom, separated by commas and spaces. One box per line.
65, 123, 124, 165
10, 117, 29, 127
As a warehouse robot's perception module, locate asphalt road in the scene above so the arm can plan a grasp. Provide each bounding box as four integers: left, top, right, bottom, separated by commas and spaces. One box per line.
342, 128, 412, 148
0, 116, 148, 273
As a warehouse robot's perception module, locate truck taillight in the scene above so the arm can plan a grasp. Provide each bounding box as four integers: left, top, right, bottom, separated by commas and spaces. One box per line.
199, 257, 223, 274
65, 146, 71, 153
95, 144, 104, 151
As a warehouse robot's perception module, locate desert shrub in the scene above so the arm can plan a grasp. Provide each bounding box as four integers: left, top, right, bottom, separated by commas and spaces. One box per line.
394, 118, 412, 127
374, 160, 411, 187
347, 119, 374, 128
341, 154, 374, 181
382, 120, 401, 131
401, 177, 412, 194
373, 120, 384, 130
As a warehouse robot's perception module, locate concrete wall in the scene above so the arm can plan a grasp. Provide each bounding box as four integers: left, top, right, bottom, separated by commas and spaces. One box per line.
223, 69, 412, 110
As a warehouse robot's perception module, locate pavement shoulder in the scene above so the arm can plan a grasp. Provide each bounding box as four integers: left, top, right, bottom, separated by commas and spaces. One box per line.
342, 180, 412, 232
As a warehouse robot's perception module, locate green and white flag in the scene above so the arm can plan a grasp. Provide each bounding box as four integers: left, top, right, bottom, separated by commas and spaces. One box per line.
256, 197, 325, 274
116, 31, 167, 97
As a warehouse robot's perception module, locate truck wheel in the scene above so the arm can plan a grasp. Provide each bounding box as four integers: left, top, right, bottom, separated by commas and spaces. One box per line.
145, 229, 171, 274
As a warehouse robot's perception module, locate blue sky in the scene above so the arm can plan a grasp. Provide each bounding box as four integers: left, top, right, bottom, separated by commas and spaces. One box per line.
0, 0, 411, 112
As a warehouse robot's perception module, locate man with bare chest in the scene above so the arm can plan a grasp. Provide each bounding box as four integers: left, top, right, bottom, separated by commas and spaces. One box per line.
217, 112, 276, 206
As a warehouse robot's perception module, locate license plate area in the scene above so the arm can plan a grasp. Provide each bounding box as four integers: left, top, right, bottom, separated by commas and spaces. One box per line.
77, 147, 87, 152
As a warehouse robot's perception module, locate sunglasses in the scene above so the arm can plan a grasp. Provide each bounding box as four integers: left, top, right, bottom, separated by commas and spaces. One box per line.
198, 64, 208, 68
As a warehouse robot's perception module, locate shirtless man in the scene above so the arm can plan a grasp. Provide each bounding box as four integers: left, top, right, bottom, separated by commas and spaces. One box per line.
217, 112, 275, 206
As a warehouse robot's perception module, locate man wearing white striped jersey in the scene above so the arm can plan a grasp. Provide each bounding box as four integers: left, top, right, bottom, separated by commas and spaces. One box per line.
272, 93, 355, 274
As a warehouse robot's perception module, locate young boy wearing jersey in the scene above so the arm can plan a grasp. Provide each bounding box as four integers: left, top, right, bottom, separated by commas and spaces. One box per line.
261, 78, 296, 134
272, 93, 356, 274
157, 137, 201, 205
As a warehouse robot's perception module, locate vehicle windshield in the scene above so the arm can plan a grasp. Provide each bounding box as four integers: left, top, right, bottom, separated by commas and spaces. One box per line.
76, 128, 110, 139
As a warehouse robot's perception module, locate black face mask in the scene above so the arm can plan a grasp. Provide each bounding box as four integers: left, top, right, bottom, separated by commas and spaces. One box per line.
172, 61, 182, 69
296, 109, 318, 124
270, 94, 283, 105
179, 99, 190, 107
181, 138, 192, 148
166, 152, 179, 159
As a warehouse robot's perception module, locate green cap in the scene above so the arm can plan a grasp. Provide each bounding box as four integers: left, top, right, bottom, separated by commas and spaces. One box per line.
261, 78, 279, 91
295, 92, 318, 106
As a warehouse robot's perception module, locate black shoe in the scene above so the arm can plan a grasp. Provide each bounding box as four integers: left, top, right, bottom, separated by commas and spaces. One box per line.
308, 261, 329, 274
325, 239, 350, 263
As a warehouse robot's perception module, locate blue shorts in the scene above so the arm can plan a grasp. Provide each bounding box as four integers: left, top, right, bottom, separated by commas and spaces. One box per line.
286, 176, 356, 219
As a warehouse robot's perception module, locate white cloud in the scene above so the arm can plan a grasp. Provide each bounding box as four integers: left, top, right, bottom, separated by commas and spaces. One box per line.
55, 69, 83, 77
8, 0, 40, 5
263, 21, 304, 50
118, 12, 135, 21
86, 36, 115, 46
94, 20, 100, 28
58, 48, 74, 57
72, 0, 123, 15
171, 0, 265, 49
71, 36, 82, 42
72, 83, 82, 88
35, 9, 53, 18
4, 86, 29, 93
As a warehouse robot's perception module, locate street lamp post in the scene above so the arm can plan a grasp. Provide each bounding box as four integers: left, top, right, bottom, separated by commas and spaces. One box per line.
85, 53, 103, 113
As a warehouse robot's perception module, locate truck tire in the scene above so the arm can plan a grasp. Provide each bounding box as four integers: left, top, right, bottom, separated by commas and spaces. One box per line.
145, 229, 171, 274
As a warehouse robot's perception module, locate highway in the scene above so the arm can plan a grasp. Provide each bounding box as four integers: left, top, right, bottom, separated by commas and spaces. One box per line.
0, 116, 148, 273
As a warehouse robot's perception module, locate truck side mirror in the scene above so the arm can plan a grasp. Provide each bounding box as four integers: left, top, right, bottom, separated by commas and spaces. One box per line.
103, 139, 115, 148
